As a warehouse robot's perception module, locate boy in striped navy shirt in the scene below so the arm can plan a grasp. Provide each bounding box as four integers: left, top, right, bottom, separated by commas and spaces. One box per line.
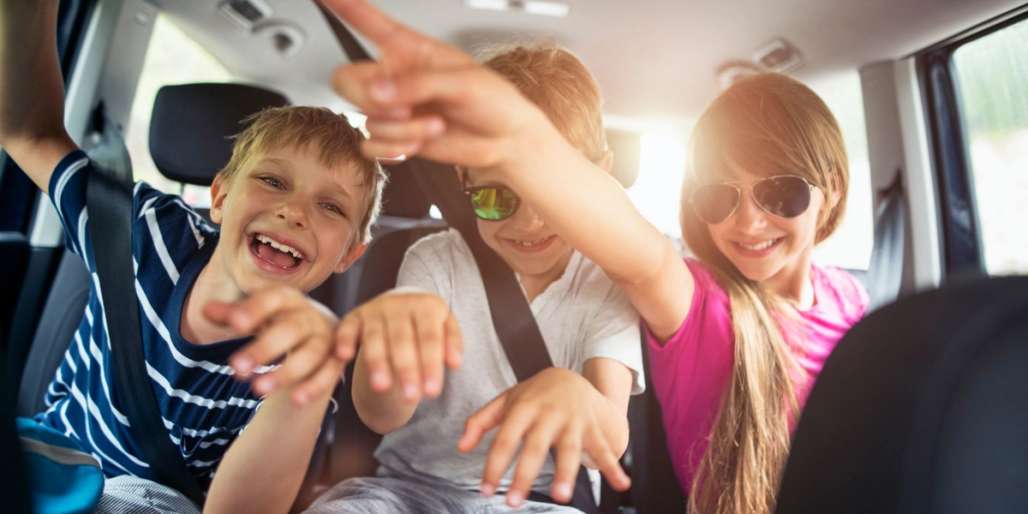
1, 2, 385, 512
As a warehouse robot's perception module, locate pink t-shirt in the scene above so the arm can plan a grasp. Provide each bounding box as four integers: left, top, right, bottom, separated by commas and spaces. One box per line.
645, 258, 868, 494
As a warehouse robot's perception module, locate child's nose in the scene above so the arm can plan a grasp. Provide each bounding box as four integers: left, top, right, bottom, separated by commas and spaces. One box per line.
509, 203, 545, 231
275, 201, 308, 229
732, 190, 768, 230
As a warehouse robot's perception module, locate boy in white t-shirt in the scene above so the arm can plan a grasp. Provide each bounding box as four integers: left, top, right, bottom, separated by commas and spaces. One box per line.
307, 45, 643, 514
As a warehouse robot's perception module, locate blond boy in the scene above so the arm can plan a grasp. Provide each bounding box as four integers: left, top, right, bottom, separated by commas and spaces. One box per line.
1, 2, 384, 513
307, 45, 643, 514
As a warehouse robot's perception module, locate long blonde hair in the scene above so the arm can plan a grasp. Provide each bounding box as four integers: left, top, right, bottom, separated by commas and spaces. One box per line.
682, 73, 849, 514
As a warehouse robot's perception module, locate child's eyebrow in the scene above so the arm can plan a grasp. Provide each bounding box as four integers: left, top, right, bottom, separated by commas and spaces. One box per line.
325, 182, 354, 203
253, 157, 290, 170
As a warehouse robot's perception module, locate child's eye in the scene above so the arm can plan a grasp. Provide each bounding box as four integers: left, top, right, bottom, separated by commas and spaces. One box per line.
258, 176, 285, 189
321, 202, 346, 217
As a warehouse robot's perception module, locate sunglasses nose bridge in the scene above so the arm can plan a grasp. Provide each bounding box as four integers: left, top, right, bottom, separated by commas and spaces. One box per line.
733, 187, 771, 225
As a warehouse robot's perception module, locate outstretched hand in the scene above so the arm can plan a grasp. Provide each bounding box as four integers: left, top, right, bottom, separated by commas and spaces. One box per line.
322, 0, 553, 169
204, 286, 345, 405
458, 367, 631, 507
338, 291, 463, 402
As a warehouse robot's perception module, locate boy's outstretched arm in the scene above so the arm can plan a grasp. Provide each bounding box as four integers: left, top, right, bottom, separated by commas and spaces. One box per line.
203, 288, 346, 514
0, 0, 76, 193
323, 0, 693, 340
203, 384, 335, 514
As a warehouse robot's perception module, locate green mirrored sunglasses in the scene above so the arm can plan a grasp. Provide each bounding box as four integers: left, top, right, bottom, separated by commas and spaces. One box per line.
463, 185, 521, 221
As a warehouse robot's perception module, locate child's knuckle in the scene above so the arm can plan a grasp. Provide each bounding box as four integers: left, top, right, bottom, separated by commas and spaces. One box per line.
557, 438, 581, 454
524, 437, 549, 455
493, 434, 517, 450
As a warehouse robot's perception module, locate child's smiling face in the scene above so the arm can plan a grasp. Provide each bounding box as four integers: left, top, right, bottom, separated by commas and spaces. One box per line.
704, 162, 830, 285
209, 144, 368, 295
466, 169, 574, 290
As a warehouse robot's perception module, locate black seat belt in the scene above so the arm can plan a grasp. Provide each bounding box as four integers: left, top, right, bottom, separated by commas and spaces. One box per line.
85, 128, 206, 506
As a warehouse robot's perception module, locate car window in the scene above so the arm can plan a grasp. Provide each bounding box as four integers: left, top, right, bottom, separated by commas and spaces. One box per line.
622, 121, 688, 239
623, 71, 873, 270
808, 71, 873, 271
953, 17, 1028, 275
125, 14, 239, 208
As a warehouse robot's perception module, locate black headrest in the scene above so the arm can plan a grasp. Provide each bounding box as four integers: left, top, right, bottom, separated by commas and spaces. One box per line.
378, 162, 435, 218
149, 83, 289, 186
776, 275, 1028, 514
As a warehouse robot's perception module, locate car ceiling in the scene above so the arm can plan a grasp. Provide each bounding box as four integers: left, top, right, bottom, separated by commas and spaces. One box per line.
153, 0, 1023, 126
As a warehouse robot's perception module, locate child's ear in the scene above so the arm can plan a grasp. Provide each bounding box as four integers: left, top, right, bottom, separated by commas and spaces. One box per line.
816, 188, 844, 240
334, 241, 368, 273
828, 187, 842, 210
817, 186, 843, 216
209, 175, 228, 225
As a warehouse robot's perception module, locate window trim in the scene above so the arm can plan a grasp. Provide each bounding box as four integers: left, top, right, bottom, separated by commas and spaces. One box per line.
915, 5, 1028, 278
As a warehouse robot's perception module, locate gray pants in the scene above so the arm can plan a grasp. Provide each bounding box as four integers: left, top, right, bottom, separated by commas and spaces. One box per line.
95, 476, 200, 514
305, 476, 583, 514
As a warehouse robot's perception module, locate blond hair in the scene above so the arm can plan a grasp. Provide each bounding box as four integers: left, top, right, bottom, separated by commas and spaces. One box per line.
219, 106, 386, 244
682, 73, 849, 514
482, 44, 608, 162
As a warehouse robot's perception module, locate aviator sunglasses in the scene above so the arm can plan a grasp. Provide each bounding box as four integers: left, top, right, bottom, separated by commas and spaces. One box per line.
689, 175, 817, 225
463, 183, 521, 221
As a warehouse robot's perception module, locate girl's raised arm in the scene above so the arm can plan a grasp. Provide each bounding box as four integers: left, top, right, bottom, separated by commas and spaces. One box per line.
323, 0, 694, 339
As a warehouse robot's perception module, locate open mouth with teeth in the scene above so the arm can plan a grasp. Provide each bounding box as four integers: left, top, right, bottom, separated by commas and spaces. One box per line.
505, 235, 557, 253
733, 237, 784, 255
249, 233, 305, 271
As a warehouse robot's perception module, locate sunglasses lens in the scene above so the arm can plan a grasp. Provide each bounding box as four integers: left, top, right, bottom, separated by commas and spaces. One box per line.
469, 187, 519, 220
693, 184, 740, 224
753, 176, 811, 218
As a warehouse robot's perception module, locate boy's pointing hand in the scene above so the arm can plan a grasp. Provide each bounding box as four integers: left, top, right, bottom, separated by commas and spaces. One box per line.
205, 286, 344, 405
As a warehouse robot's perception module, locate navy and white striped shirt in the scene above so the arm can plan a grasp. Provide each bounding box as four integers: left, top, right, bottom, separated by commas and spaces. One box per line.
35, 150, 262, 489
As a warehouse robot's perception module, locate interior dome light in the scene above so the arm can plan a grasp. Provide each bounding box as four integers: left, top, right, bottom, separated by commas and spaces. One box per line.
464, 0, 571, 18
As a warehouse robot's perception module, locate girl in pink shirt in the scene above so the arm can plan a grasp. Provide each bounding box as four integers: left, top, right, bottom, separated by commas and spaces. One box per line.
649, 74, 868, 514
325, 8, 867, 513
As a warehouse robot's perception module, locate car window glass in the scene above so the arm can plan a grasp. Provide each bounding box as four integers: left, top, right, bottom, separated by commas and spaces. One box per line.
125, 14, 238, 208
623, 122, 688, 240
808, 71, 873, 271
953, 18, 1028, 275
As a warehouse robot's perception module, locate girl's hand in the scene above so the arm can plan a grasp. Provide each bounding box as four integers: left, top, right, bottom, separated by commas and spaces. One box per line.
323, 0, 553, 170
204, 286, 344, 405
457, 367, 632, 507
337, 291, 463, 402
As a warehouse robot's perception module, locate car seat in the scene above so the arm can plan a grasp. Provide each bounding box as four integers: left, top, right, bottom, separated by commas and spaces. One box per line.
776, 274, 1028, 514
847, 174, 906, 311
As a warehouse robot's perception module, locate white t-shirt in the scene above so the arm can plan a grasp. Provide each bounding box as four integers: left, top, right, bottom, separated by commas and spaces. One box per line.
374, 229, 644, 494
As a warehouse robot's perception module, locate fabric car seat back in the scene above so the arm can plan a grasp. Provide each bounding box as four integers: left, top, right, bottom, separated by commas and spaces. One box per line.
776, 275, 1028, 514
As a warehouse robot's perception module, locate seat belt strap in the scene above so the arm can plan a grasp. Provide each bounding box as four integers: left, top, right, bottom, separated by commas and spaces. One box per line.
86, 161, 205, 506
